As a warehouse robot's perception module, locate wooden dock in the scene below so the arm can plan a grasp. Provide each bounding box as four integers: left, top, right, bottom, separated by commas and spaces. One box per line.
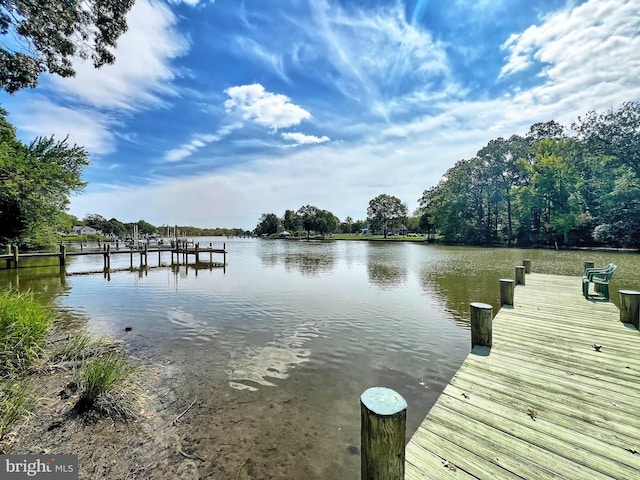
0, 241, 226, 270
405, 273, 640, 480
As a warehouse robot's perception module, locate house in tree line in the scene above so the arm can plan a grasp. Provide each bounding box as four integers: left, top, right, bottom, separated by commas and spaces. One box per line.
71, 225, 102, 236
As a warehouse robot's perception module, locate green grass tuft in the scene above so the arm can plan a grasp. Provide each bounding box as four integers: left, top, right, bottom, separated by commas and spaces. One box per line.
0, 380, 35, 439
74, 352, 137, 412
0, 290, 54, 376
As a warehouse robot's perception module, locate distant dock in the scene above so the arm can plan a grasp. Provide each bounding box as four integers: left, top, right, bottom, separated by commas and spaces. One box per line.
403, 272, 640, 479
0, 241, 227, 271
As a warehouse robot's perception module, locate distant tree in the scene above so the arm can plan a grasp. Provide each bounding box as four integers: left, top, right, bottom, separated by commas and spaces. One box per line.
367, 194, 408, 238
315, 209, 339, 238
282, 209, 301, 232
83, 214, 107, 231
137, 219, 157, 235
341, 216, 354, 234
254, 213, 280, 236
297, 205, 318, 239
0, 0, 135, 92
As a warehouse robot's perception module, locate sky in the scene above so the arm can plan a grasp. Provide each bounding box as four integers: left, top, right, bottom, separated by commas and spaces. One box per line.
2, 0, 640, 230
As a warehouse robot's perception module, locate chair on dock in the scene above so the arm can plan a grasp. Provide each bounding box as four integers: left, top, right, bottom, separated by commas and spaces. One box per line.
582, 263, 616, 301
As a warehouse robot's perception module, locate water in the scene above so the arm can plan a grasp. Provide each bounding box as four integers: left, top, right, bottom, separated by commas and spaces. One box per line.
2, 239, 639, 478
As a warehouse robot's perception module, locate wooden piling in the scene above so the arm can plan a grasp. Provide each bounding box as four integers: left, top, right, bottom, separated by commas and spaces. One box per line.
515, 265, 525, 285
144, 243, 148, 267
500, 278, 514, 306
59, 244, 66, 267
223, 242, 226, 265
5, 245, 11, 268
522, 259, 531, 274
104, 244, 111, 270
13, 245, 19, 268
619, 290, 640, 329
470, 302, 493, 348
360, 387, 407, 480
209, 242, 213, 263
195, 243, 200, 263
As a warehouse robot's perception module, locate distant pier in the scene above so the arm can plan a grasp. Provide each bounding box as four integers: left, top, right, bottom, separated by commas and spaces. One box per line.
0, 241, 227, 272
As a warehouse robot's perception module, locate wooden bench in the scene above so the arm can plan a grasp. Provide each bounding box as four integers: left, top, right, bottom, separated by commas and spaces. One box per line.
582, 263, 616, 301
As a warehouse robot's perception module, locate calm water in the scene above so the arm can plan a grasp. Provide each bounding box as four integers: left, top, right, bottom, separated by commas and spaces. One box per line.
2, 239, 639, 478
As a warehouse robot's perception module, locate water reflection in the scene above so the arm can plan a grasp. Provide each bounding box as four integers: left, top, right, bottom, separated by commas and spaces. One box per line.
366, 242, 407, 289
257, 240, 335, 276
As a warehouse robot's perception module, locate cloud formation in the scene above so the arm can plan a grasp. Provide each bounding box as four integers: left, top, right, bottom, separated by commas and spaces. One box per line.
281, 132, 330, 145
224, 84, 311, 130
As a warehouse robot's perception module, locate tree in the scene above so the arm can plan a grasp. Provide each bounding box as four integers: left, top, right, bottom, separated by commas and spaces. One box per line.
0, 108, 89, 247
254, 213, 279, 236
282, 209, 301, 233
367, 194, 408, 238
315, 209, 339, 238
297, 205, 318, 239
341, 216, 354, 234
0, 0, 135, 92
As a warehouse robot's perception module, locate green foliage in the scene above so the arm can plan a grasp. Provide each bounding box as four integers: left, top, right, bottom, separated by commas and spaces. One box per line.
421, 102, 640, 248
0, 109, 89, 248
254, 213, 280, 236
0, 0, 135, 92
283, 209, 301, 232
297, 205, 318, 238
74, 351, 136, 412
367, 194, 408, 238
0, 380, 35, 439
0, 290, 53, 375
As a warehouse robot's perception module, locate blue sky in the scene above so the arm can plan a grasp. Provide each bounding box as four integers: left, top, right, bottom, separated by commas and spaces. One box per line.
3, 0, 640, 230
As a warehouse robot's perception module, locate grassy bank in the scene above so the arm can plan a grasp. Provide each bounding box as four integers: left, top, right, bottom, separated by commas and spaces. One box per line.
0, 290, 138, 443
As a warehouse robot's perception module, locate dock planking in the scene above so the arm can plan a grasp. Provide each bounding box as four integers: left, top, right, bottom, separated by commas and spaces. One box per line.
405, 273, 640, 480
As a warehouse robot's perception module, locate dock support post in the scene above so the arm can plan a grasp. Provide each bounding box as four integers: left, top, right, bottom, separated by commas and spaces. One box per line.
224, 242, 226, 265
59, 244, 66, 268
522, 259, 531, 274
195, 243, 200, 264
144, 244, 148, 267
5, 245, 11, 269
130, 249, 133, 269
209, 242, 213, 263
471, 302, 493, 348
13, 245, 19, 269
619, 290, 640, 329
104, 244, 111, 270
500, 279, 515, 306
515, 266, 525, 285
360, 387, 407, 480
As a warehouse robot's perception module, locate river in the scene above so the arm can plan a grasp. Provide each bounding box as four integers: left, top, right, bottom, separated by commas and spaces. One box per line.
1, 239, 638, 478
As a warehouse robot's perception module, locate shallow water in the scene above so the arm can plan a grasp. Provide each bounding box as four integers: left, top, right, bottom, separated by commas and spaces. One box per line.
2, 239, 639, 478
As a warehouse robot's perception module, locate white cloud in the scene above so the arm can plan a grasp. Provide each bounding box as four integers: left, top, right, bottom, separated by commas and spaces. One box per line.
164, 123, 241, 161
7, 0, 191, 159
169, 0, 213, 6
281, 132, 330, 145
47, 0, 189, 111
224, 84, 311, 130
11, 96, 116, 155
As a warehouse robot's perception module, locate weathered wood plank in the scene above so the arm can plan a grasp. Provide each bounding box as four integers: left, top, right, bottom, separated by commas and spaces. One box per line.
406, 272, 640, 479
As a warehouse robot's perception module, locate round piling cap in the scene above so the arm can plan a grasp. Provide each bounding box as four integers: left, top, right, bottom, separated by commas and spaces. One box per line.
619, 290, 640, 295
360, 387, 407, 416
470, 302, 493, 310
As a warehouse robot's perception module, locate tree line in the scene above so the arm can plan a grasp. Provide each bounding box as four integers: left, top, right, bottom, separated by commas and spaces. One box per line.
254, 194, 411, 238
418, 102, 640, 248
